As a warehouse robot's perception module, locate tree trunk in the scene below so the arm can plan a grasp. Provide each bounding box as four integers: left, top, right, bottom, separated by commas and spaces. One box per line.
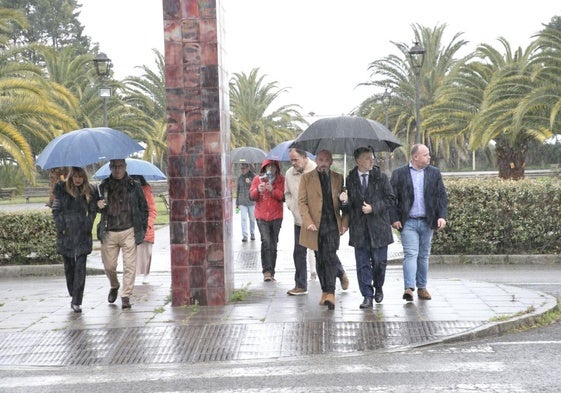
495, 139, 527, 180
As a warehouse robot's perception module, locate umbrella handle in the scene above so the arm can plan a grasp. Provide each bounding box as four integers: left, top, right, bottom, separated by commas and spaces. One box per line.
343, 154, 347, 187
96, 183, 101, 197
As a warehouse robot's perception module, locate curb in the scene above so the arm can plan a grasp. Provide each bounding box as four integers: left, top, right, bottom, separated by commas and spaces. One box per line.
0, 264, 105, 277
2, 254, 561, 278
407, 289, 560, 351
430, 255, 561, 265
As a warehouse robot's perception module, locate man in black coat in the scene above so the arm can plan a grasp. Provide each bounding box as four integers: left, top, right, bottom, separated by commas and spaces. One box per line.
390, 144, 448, 302
340, 147, 396, 308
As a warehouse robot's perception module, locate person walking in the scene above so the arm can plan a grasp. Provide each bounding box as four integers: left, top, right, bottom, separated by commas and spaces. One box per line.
249, 159, 285, 281
131, 175, 157, 285
298, 150, 348, 310
390, 144, 448, 302
97, 159, 148, 309
340, 147, 396, 308
51, 167, 97, 313
236, 163, 256, 242
284, 148, 317, 296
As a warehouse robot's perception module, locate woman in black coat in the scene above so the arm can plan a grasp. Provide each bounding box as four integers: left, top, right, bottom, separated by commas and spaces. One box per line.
52, 167, 98, 313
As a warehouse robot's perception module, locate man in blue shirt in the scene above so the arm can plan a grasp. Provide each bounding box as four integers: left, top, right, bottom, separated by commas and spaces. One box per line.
390, 144, 448, 302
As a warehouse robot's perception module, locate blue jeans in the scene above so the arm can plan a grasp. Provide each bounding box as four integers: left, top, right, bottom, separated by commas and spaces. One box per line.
354, 246, 387, 298
240, 205, 255, 239
293, 225, 307, 290
400, 218, 434, 289
257, 219, 282, 276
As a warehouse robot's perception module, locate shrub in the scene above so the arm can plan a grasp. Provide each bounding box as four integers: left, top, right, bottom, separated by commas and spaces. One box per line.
432, 177, 561, 254
0, 211, 58, 264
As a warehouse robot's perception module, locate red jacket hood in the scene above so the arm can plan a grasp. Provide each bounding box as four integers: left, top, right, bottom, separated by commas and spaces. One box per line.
260, 159, 281, 173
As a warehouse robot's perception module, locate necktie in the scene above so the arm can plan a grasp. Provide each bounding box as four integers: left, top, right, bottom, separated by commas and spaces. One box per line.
320, 171, 331, 195
361, 174, 368, 194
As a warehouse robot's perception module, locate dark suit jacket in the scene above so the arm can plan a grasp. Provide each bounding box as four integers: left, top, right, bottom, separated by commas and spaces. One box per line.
390, 164, 448, 230
343, 166, 395, 249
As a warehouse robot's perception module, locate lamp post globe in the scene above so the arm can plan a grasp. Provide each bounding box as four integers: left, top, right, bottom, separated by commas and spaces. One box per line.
93, 53, 113, 127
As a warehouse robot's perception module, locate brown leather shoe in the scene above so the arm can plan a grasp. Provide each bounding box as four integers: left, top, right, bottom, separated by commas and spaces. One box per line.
402, 288, 414, 302
121, 297, 131, 309
324, 293, 335, 310
319, 292, 328, 305
418, 288, 432, 300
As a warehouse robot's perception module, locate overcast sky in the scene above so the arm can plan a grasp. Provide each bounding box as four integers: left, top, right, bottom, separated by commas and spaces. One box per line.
78, 1, 560, 118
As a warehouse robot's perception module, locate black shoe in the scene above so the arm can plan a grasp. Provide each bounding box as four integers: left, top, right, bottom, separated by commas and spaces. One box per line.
71, 303, 82, 313
359, 297, 373, 309
121, 297, 131, 309
374, 288, 384, 303
242, 237, 248, 242
250, 235, 255, 240
108, 285, 119, 303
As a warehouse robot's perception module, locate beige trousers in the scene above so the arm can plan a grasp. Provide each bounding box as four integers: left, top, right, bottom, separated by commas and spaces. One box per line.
101, 227, 137, 298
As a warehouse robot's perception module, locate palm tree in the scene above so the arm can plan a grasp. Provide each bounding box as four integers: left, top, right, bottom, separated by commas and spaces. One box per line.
520, 26, 561, 143
363, 24, 468, 163
426, 37, 550, 179
229, 68, 307, 150
0, 45, 79, 184
122, 49, 167, 170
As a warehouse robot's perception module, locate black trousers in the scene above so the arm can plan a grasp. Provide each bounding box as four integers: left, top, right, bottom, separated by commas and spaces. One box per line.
63, 254, 87, 306
257, 218, 282, 276
315, 227, 340, 294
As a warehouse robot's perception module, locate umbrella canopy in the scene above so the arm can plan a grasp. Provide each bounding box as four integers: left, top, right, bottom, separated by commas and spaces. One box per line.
265, 140, 316, 161
35, 127, 144, 170
291, 116, 401, 155
93, 158, 167, 181
231, 146, 267, 164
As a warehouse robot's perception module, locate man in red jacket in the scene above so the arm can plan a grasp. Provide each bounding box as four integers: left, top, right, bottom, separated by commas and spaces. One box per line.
250, 159, 285, 281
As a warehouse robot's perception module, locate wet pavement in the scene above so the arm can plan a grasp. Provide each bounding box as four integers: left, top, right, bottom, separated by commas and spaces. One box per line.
0, 203, 557, 365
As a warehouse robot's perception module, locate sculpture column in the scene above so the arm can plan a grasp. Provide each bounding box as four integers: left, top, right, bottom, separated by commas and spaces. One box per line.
162, 0, 233, 306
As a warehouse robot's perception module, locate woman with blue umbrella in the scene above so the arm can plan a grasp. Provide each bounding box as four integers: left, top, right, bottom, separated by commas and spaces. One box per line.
51, 167, 98, 313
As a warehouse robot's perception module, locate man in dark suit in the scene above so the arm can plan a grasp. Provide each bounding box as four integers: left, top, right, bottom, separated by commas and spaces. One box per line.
390, 144, 448, 302
298, 150, 349, 310
340, 147, 396, 308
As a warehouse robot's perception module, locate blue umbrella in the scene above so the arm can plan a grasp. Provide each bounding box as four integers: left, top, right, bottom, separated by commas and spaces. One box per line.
93, 158, 167, 181
35, 127, 144, 170
266, 140, 315, 161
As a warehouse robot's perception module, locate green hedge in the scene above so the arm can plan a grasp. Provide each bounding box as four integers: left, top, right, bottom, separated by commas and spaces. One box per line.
432, 177, 561, 255
0, 211, 58, 265
1, 178, 560, 265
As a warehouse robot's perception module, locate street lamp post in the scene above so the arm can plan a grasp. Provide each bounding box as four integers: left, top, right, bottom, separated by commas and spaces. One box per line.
381, 86, 392, 128
381, 86, 392, 173
93, 53, 113, 127
408, 42, 425, 144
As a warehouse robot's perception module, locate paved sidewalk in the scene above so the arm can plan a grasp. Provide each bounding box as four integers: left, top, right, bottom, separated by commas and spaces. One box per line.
0, 205, 557, 365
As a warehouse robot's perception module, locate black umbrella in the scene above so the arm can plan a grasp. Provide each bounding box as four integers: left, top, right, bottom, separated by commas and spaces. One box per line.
292, 116, 402, 184
231, 146, 267, 164
291, 116, 401, 155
